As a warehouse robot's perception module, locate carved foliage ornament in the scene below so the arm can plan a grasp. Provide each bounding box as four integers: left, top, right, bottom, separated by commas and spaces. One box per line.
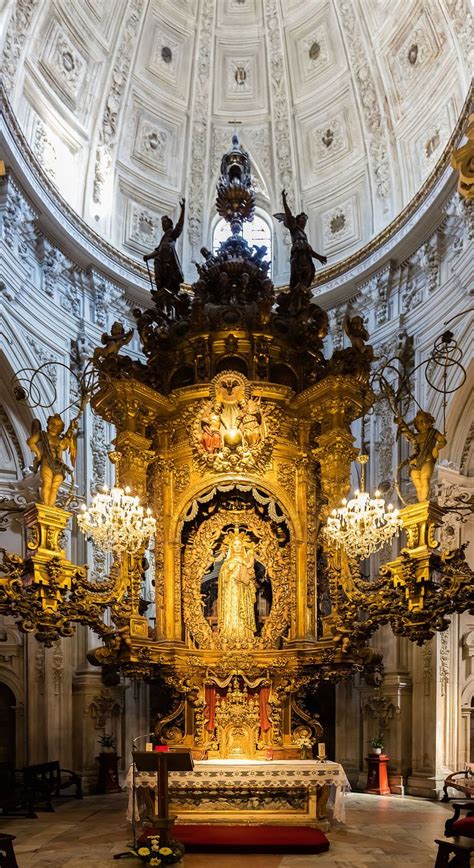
182, 508, 292, 651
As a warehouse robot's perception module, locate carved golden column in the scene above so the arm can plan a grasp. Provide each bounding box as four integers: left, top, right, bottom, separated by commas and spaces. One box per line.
109, 432, 156, 502
92, 380, 165, 639
293, 376, 370, 642
302, 377, 368, 512
290, 421, 315, 644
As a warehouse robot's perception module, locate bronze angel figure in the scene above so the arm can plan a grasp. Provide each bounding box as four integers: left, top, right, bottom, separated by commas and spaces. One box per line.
274, 189, 327, 289
144, 198, 186, 298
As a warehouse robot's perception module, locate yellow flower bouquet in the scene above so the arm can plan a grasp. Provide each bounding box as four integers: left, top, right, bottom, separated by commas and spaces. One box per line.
129, 835, 184, 864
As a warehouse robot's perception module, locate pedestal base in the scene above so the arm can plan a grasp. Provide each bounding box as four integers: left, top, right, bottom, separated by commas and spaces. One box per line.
366, 755, 391, 795
97, 753, 122, 794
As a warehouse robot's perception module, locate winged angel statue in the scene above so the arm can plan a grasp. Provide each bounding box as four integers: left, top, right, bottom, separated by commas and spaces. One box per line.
274, 189, 327, 289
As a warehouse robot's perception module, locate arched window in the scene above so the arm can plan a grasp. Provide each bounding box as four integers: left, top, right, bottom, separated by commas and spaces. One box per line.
212, 213, 272, 276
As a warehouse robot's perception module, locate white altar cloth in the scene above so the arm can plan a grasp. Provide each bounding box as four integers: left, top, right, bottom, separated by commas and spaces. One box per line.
127, 759, 350, 823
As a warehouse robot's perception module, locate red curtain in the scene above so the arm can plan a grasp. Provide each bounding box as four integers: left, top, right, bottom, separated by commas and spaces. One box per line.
259, 686, 271, 732
205, 685, 216, 731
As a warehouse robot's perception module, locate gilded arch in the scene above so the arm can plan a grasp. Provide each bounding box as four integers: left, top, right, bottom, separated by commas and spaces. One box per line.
177, 481, 297, 652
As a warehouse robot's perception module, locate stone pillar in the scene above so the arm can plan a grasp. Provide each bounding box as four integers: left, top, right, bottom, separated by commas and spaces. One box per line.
335, 677, 362, 787
407, 639, 439, 797
25, 633, 47, 764
72, 672, 128, 792
371, 626, 413, 794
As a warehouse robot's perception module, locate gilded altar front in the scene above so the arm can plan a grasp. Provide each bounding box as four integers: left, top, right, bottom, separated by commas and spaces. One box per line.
128, 760, 349, 831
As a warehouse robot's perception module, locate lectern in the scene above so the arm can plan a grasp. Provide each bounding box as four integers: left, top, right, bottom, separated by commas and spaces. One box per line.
133, 750, 194, 846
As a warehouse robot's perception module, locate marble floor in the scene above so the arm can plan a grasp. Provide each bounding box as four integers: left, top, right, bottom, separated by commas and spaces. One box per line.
0, 791, 460, 868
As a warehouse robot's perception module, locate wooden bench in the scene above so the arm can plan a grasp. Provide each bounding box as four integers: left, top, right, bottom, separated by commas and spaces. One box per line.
22, 761, 82, 812
444, 800, 474, 837
0, 833, 19, 868
0, 763, 36, 819
442, 769, 474, 802
434, 836, 474, 867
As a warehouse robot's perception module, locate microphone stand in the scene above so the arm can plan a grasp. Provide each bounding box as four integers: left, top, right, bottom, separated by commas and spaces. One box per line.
113, 733, 155, 860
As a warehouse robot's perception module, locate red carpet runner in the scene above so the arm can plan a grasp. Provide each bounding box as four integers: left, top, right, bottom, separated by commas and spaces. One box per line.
172, 824, 330, 854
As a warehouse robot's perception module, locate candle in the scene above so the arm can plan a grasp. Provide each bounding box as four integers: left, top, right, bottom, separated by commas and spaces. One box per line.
318, 742, 326, 759
145, 742, 153, 752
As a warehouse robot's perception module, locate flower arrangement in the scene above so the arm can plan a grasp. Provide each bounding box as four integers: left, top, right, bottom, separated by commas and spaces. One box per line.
369, 734, 384, 753
295, 735, 314, 750
295, 734, 314, 759
129, 836, 184, 864
98, 733, 117, 752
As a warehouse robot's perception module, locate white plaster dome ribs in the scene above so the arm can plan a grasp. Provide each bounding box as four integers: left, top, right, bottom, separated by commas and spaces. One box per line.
1, 0, 471, 278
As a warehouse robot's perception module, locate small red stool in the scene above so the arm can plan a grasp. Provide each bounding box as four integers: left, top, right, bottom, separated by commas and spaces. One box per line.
366, 754, 391, 795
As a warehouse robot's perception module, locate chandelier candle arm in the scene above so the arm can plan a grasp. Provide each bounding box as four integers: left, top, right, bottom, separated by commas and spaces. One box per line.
78, 485, 156, 554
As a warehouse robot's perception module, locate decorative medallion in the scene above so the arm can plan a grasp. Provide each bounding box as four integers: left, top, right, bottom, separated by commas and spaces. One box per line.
407, 43, 418, 65
321, 128, 334, 148
234, 65, 247, 85
424, 130, 440, 159
309, 41, 321, 61
161, 45, 172, 63
330, 212, 346, 234
192, 372, 275, 472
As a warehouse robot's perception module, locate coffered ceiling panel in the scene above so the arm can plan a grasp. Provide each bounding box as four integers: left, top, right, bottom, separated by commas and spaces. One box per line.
136, 5, 195, 106
2, 0, 470, 275
283, 2, 348, 105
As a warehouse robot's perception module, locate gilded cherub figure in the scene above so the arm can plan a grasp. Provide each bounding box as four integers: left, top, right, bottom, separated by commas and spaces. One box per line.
396, 409, 447, 502
274, 189, 327, 289
92, 321, 133, 365
27, 414, 79, 507
144, 199, 186, 298
343, 314, 375, 361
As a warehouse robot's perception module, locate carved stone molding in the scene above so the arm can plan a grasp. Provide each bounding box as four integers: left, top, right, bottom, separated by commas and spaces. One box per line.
335, 0, 391, 203
2, 0, 40, 94
89, 687, 122, 729
52, 643, 63, 695
363, 688, 400, 730
186, 0, 215, 251
92, 0, 146, 207
422, 644, 433, 697
439, 629, 450, 697
262, 0, 297, 207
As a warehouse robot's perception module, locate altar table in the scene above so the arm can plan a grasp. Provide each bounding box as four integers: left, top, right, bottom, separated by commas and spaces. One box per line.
127, 759, 350, 831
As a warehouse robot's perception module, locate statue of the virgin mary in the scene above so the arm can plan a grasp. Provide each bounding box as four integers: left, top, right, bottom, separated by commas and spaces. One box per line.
217, 529, 256, 644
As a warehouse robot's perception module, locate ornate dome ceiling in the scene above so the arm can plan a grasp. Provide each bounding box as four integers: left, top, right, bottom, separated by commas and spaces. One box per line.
1, 0, 471, 284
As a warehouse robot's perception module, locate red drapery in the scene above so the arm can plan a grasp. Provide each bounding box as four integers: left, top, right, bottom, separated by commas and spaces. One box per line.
205, 685, 216, 731
259, 686, 271, 732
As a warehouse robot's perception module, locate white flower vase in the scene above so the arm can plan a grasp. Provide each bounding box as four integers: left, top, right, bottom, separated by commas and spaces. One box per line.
372, 747, 382, 755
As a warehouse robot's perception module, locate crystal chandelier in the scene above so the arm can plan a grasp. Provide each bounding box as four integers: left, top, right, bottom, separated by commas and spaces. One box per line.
325, 456, 402, 560
78, 486, 156, 554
